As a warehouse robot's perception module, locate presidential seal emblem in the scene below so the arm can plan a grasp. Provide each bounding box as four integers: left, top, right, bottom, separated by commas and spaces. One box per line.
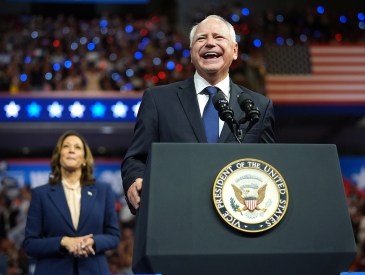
213, 158, 289, 233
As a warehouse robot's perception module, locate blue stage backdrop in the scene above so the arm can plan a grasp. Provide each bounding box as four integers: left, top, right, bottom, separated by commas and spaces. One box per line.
2, 92, 365, 124
0, 93, 142, 122
0, 158, 123, 197
341, 157, 365, 197
1, 157, 365, 199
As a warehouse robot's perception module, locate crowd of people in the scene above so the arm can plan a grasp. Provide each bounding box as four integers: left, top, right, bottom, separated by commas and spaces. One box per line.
0, 13, 192, 94
0, 4, 364, 94
0, 3, 365, 274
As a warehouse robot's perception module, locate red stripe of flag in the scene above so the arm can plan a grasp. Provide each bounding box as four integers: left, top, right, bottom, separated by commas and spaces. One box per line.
265, 44, 365, 104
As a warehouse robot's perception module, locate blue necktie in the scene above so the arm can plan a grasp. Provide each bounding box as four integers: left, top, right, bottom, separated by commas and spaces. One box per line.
202, 86, 219, 143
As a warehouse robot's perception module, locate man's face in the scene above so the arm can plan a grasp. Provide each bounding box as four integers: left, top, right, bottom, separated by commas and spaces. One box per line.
190, 18, 238, 84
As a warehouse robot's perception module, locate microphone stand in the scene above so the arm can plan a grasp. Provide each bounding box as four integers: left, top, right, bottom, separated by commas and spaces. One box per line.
236, 107, 260, 143
236, 118, 254, 143
230, 121, 242, 144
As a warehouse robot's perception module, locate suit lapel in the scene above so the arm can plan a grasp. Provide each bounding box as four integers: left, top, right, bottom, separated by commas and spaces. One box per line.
177, 78, 207, 142
219, 81, 244, 143
78, 184, 97, 231
48, 184, 74, 230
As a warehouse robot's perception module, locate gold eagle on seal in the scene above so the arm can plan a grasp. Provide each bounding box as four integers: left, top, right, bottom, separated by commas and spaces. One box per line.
231, 183, 267, 213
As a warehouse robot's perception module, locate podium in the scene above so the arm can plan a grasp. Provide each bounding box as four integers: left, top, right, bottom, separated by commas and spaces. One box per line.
132, 143, 356, 275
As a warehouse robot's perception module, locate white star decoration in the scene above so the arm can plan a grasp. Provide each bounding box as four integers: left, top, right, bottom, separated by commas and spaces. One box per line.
4, 101, 21, 118
47, 101, 64, 118
1, 99, 137, 120
353, 166, 365, 190
69, 101, 85, 118
132, 101, 141, 118
111, 101, 128, 118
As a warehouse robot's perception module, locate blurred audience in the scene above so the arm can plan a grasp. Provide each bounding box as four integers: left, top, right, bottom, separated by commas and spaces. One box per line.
0, 3, 365, 274
349, 189, 365, 271
0, 4, 363, 94
0, 13, 193, 93
0, 178, 30, 275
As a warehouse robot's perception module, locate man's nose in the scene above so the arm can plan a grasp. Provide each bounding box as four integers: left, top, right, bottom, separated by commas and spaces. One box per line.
206, 36, 215, 46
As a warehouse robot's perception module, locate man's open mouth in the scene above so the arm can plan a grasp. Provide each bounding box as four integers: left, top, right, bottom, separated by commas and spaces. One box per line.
203, 52, 220, 59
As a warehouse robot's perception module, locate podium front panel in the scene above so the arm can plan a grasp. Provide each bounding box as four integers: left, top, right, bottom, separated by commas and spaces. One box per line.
132, 143, 356, 275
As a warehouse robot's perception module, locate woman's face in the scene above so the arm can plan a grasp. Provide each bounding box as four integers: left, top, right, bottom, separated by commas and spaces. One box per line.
59, 135, 85, 172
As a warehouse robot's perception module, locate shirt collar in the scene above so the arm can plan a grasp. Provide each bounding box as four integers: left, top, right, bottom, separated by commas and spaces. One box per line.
194, 72, 230, 98
62, 179, 81, 190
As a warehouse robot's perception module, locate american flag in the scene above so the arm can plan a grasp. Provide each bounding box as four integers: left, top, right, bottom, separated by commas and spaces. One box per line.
264, 44, 365, 104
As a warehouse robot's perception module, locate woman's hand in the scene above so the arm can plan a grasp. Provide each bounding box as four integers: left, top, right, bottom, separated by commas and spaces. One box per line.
61, 234, 95, 257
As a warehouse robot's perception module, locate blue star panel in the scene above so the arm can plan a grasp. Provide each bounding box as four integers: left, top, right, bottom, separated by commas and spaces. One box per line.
0, 96, 141, 122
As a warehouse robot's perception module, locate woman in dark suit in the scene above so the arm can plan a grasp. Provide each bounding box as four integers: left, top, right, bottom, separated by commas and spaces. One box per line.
23, 130, 120, 275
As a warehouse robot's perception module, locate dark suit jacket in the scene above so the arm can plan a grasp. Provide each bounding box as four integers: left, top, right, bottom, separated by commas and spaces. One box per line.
23, 182, 120, 275
121, 77, 275, 212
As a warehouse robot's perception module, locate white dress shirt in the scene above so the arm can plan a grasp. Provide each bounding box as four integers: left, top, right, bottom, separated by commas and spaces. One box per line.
194, 71, 231, 135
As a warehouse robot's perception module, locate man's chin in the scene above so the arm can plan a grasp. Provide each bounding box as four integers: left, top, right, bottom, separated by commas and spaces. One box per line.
200, 64, 221, 73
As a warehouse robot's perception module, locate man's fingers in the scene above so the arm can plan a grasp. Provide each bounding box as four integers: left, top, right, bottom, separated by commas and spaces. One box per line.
128, 181, 142, 209
126, 178, 144, 209
135, 178, 143, 190
131, 188, 141, 209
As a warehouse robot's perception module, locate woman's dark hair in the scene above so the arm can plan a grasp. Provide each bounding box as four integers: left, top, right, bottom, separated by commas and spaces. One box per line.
49, 130, 95, 186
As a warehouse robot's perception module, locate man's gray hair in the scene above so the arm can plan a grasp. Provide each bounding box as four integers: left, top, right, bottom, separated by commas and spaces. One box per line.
189, 15, 237, 48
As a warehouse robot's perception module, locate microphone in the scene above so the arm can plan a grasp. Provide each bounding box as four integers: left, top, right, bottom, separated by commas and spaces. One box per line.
212, 91, 241, 143
212, 91, 235, 126
237, 93, 260, 123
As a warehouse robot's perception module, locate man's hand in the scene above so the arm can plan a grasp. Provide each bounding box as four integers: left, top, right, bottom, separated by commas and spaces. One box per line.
127, 178, 143, 210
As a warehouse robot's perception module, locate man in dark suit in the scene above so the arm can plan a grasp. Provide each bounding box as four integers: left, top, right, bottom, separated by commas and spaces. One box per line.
121, 15, 275, 214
